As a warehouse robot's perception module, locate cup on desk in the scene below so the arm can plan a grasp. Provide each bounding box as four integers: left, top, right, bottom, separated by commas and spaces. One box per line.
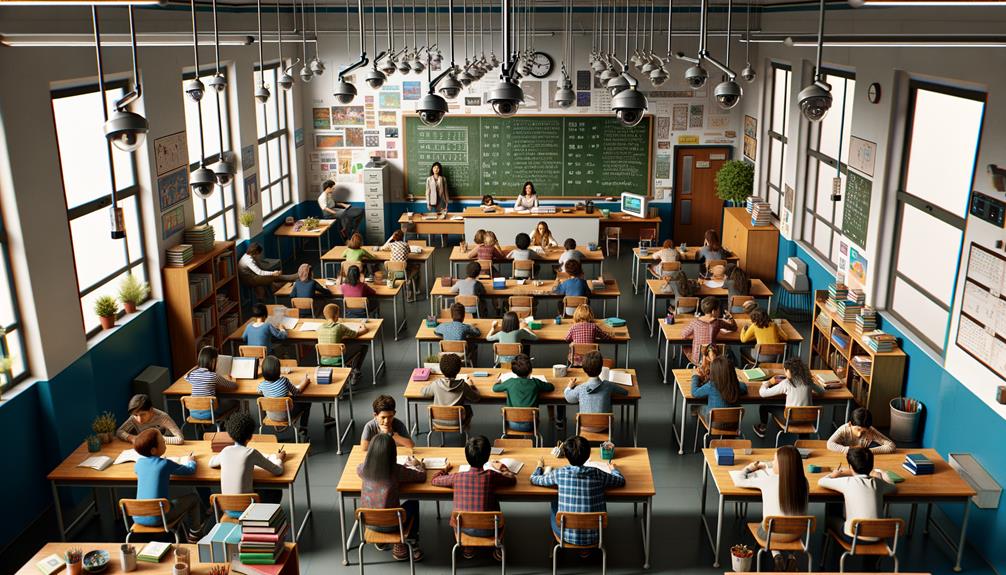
600, 441, 615, 461
172, 563, 189, 575
553, 364, 568, 377
386, 279, 395, 288
119, 545, 136, 572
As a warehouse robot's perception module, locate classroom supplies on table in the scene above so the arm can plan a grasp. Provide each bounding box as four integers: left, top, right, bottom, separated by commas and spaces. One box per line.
238, 504, 289, 564
137, 541, 172, 563
208, 431, 235, 452
77, 456, 113, 471
197, 522, 243, 563
605, 317, 627, 328
884, 469, 906, 483
315, 367, 333, 385
216, 356, 258, 380
422, 457, 450, 470
35, 553, 64, 575
715, 447, 735, 466
584, 459, 616, 474
112, 449, 189, 466
741, 368, 769, 382
903, 453, 935, 475
813, 371, 843, 389
411, 367, 431, 381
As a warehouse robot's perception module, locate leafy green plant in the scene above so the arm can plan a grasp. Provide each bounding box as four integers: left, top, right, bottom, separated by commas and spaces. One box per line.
715, 160, 755, 205
92, 411, 117, 435
65, 547, 83, 564
239, 210, 255, 228
424, 354, 441, 364
94, 295, 118, 318
303, 216, 320, 231
118, 274, 150, 306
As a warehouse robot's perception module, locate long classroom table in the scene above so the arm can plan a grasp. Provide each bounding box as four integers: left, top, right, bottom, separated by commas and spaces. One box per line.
319, 244, 436, 295
448, 244, 606, 277
399, 211, 662, 241
645, 278, 775, 337
656, 316, 803, 383
227, 318, 386, 385
670, 366, 853, 455
430, 276, 623, 317
414, 317, 632, 368
274, 218, 336, 261
699, 447, 975, 571
48, 439, 312, 542
165, 366, 356, 455
275, 278, 408, 338
631, 246, 740, 293
403, 367, 641, 445
16, 543, 300, 575
335, 445, 656, 568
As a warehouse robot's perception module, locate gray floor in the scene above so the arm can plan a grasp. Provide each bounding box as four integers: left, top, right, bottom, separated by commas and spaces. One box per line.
1, 241, 995, 575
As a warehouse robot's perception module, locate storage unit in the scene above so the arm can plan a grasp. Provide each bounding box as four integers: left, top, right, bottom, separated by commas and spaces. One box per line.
363, 164, 391, 244
810, 291, 907, 427
163, 241, 242, 376
721, 207, 779, 281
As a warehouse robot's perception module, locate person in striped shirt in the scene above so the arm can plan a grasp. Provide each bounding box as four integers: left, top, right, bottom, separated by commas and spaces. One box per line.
257, 355, 310, 441
184, 347, 238, 421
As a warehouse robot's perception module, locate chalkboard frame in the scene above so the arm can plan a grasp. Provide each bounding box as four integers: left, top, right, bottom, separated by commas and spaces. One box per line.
402, 113, 654, 200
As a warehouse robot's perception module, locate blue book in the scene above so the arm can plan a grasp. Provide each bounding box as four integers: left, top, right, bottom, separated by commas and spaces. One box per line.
198, 523, 242, 563
715, 447, 734, 466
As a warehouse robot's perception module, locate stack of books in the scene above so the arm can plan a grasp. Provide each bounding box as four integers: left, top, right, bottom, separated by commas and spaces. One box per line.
863, 330, 897, 353
220, 313, 241, 336
848, 289, 866, 306
834, 298, 862, 322
193, 307, 214, 336
851, 355, 873, 376
751, 201, 772, 226
316, 366, 333, 384
184, 225, 215, 254
903, 453, 934, 475
189, 273, 213, 303
856, 306, 877, 333
238, 504, 289, 565
167, 244, 194, 267
745, 195, 764, 213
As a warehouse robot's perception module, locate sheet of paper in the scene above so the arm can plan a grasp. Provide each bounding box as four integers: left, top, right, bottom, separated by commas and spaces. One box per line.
486, 458, 524, 474
281, 317, 300, 330
583, 460, 614, 474
230, 357, 257, 380
114, 449, 140, 465
607, 369, 633, 386
422, 457, 449, 470
78, 456, 112, 471
299, 321, 323, 332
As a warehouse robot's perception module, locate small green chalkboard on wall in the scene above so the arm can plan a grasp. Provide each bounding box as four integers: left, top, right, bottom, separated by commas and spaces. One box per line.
842, 170, 872, 249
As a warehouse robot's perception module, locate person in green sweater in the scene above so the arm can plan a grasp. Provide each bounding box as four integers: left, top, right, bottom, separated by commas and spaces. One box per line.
343, 232, 375, 275
491, 354, 553, 432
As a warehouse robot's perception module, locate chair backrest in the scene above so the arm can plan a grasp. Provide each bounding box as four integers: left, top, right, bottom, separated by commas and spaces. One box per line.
181, 395, 217, 413
783, 406, 822, 426
210, 493, 260, 520
257, 396, 293, 416
509, 295, 533, 309
119, 498, 170, 525
477, 259, 494, 275
793, 439, 827, 449
342, 261, 364, 276
563, 296, 588, 308
279, 359, 297, 368
428, 405, 465, 430
709, 439, 752, 449
576, 412, 613, 431
455, 294, 479, 308
556, 511, 608, 530
851, 518, 905, 542
754, 342, 787, 358
639, 228, 657, 242
290, 298, 314, 313
705, 259, 728, 271
316, 343, 346, 361
239, 345, 267, 359
700, 343, 727, 358
356, 507, 408, 531
729, 295, 753, 310
453, 511, 504, 532
344, 296, 369, 312
764, 515, 817, 537
493, 438, 533, 448
407, 239, 428, 247
513, 259, 534, 278
708, 407, 745, 430
440, 340, 468, 356
267, 305, 299, 318
660, 261, 682, 274
384, 260, 406, 274
605, 227, 621, 238
569, 342, 600, 358
502, 407, 538, 424
676, 296, 700, 312
493, 343, 523, 363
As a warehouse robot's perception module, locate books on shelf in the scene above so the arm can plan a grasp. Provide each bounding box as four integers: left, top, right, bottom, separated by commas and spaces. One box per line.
856, 307, 877, 332
167, 244, 194, 267
863, 330, 897, 353
220, 313, 240, 337
830, 328, 850, 351
184, 225, 215, 254
189, 273, 213, 303
193, 307, 214, 336
851, 355, 873, 376
745, 195, 764, 213
834, 299, 862, 322
216, 250, 235, 280
848, 289, 866, 305
827, 283, 849, 309
903, 453, 934, 475
751, 201, 772, 226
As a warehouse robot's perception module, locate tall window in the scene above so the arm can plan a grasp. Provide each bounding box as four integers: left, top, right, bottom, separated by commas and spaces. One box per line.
765, 63, 792, 217
52, 82, 149, 336
0, 199, 28, 386
182, 69, 237, 240
888, 82, 985, 353
254, 64, 292, 219
803, 69, 855, 267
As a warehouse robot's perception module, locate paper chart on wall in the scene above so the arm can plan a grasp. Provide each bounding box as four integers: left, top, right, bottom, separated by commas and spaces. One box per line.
955, 243, 1006, 384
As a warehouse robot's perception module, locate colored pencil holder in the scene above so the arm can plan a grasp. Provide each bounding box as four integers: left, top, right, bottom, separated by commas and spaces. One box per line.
600, 441, 615, 461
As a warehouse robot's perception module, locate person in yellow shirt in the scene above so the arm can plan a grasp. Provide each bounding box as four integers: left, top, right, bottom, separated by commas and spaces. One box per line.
740, 307, 785, 364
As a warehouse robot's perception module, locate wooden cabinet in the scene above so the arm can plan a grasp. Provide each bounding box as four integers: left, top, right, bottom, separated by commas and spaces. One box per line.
721, 207, 779, 281
163, 241, 242, 376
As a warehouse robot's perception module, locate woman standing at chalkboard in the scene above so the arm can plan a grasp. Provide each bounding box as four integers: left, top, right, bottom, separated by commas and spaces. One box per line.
514, 181, 539, 212
425, 162, 449, 213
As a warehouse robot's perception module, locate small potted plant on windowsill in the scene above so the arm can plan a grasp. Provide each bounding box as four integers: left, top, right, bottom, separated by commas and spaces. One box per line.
730, 543, 754, 572
118, 274, 150, 314
94, 296, 118, 330
92, 411, 117, 444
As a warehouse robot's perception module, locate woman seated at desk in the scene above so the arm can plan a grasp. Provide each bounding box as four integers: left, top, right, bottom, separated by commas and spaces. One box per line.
481, 194, 497, 207
531, 221, 558, 249
514, 181, 539, 212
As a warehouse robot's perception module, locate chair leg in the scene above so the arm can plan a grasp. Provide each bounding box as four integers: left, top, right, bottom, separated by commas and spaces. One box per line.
692, 421, 701, 453
358, 537, 365, 575
500, 544, 506, 575
775, 430, 783, 448
756, 548, 763, 572
436, 501, 441, 519
839, 551, 848, 573
805, 552, 813, 573
451, 543, 459, 575
552, 544, 561, 575
601, 545, 607, 575
820, 537, 829, 568
407, 541, 415, 575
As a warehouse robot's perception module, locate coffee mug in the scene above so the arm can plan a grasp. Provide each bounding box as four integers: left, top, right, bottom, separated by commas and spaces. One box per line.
553, 364, 568, 377
172, 563, 189, 575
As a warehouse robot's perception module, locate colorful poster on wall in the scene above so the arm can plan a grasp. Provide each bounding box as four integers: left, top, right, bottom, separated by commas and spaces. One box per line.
364, 130, 381, 148
848, 245, 868, 290
576, 91, 591, 107
241, 144, 256, 170
378, 111, 397, 126
344, 127, 364, 148
744, 115, 757, 138
688, 104, 704, 129
160, 205, 186, 240
153, 131, 187, 176
385, 127, 399, 139
294, 128, 304, 148
744, 135, 757, 161
402, 81, 422, 100
157, 167, 189, 211
331, 106, 365, 126
315, 132, 345, 148
672, 104, 688, 131
378, 90, 401, 109
313, 107, 332, 129
655, 116, 670, 140
654, 153, 671, 180
244, 173, 258, 208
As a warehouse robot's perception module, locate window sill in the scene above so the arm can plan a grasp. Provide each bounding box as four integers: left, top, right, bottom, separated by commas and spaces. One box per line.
0, 374, 43, 407
796, 240, 838, 273
875, 312, 947, 367
86, 299, 159, 350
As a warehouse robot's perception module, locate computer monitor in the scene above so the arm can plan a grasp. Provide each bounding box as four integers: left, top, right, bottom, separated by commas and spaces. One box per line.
620, 192, 649, 219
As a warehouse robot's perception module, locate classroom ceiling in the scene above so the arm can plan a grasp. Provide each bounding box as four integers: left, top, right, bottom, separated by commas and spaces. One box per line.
150, 0, 843, 11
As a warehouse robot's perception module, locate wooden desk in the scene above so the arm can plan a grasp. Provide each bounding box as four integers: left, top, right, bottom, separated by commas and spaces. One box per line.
699, 448, 975, 571
600, 212, 661, 241
16, 543, 299, 575
335, 445, 655, 568
402, 367, 641, 445
460, 207, 603, 246
448, 244, 606, 277
656, 317, 803, 383
319, 244, 436, 295
669, 367, 853, 455
630, 247, 740, 293
165, 366, 356, 455
227, 318, 386, 385
273, 219, 335, 261
275, 279, 408, 338
48, 440, 312, 542
398, 211, 465, 236
413, 317, 632, 368
430, 277, 623, 317
644, 278, 775, 337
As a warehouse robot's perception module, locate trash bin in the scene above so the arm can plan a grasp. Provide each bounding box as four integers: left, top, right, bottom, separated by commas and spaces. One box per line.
889, 397, 922, 443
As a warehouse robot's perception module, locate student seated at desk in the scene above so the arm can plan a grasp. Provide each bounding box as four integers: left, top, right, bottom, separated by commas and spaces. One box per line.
508, 232, 539, 279
514, 181, 539, 212
724, 267, 751, 313
361, 395, 415, 451
650, 240, 681, 277
378, 229, 411, 267
239, 242, 298, 301
466, 230, 505, 262
565, 304, 613, 366
341, 266, 379, 318
558, 238, 584, 274
819, 446, 896, 567
530, 435, 626, 550
740, 308, 786, 363
827, 408, 896, 454
690, 356, 747, 423
344, 232, 375, 265
209, 411, 285, 510
317, 303, 368, 384
662, 271, 699, 314
357, 433, 426, 562
553, 259, 591, 316
735, 445, 809, 571
435, 302, 482, 343
431, 435, 516, 561
185, 346, 239, 421
698, 229, 729, 263
564, 351, 628, 432
492, 354, 554, 432
487, 311, 539, 363
117, 394, 185, 446
694, 343, 723, 383
752, 357, 825, 439
453, 261, 489, 316
243, 303, 288, 353
681, 297, 737, 364
258, 355, 311, 442
291, 263, 329, 302
132, 429, 202, 541
531, 221, 558, 249
421, 354, 481, 429
481, 194, 497, 207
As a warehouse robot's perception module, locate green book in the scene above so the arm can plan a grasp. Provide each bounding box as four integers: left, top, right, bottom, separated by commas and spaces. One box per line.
742, 368, 769, 381
884, 470, 905, 483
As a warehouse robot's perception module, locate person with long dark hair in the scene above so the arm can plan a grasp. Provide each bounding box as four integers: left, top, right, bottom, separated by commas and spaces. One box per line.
357, 433, 426, 562
753, 357, 825, 439
690, 355, 747, 424
425, 162, 449, 213
514, 181, 539, 211
487, 311, 539, 363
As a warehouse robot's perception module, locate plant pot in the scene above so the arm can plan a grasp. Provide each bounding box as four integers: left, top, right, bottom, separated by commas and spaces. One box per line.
66, 560, 83, 575
87, 436, 102, 452
730, 553, 753, 572
99, 315, 115, 330
98, 432, 114, 444
123, 302, 137, 314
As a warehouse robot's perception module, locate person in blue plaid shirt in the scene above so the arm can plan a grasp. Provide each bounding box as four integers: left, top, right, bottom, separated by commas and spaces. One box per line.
530, 435, 625, 547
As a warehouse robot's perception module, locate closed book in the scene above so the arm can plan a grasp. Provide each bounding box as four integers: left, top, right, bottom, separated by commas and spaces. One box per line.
230, 550, 289, 575
137, 541, 172, 563
208, 431, 235, 452
715, 447, 734, 466
411, 368, 431, 382
241, 526, 288, 543
605, 317, 627, 328
238, 503, 283, 527
198, 522, 243, 563
35, 554, 64, 575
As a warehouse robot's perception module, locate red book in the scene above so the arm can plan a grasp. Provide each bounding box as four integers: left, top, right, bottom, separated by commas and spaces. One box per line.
241, 525, 288, 542
230, 549, 290, 575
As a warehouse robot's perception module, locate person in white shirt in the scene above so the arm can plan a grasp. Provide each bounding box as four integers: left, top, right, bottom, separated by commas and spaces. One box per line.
514, 181, 540, 211
209, 411, 286, 511
319, 179, 364, 238
752, 357, 826, 439
425, 162, 449, 212
238, 243, 297, 300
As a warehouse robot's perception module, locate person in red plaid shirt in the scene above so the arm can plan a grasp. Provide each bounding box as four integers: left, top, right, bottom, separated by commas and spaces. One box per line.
431, 435, 516, 561
681, 296, 737, 364
564, 304, 614, 366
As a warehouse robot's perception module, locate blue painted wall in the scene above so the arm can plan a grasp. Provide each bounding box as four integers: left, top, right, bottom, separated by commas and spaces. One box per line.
780, 237, 1006, 572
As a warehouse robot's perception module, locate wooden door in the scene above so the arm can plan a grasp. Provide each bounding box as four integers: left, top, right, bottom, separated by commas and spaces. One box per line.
673, 146, 731, 246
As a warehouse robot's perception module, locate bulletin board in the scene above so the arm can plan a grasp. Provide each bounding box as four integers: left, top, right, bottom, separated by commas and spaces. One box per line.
955, 242, 1006, 382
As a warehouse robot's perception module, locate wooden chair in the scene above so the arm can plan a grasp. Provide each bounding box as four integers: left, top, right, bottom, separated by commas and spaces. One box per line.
705, 259, 728, 278
256, 396, 304, 443
407, 239, 428, 247
477, 259, 494, 277
239, 345, 267, 360
439, 340, 471, 366
385, 260, 420, 302
290, 297, 315, 318
675, 296, 699, 316
648, 260, 681, 279
342, 261, 364, 277
267, 304, 299, 318
694, 407, 745, 452
744, 342, 787, 368
729, 294, 754, 312
512, 259, 534, 279
568, 342, 599, 368
793, 439, 827, 450
604, 226, 621, 259
638, 227, 657, 249
451, 511, 505, 575
344, 296, 372, 319
119, 498, 181, 543
493, 343, 523, 368
508, 295, 534, 316
493, 438, 533, 449
455, 294, 480, 317
354, 508, 417, 574
180, 396, 235, 436
562, 295, 587, 318
201, 432, 276, 443
575, 412, 614, 443
709, 439, 752, 449
316, 343, 346, 367
209, 493, 260, 524
428, 405, 468, 446
748, 515, 817, 572
279, 359, 298, 368
501, 407, 541, 447
771, 406, 822, 447
438, 308, 475, 321
823, 518, 905, 573
552, 512, 608, 574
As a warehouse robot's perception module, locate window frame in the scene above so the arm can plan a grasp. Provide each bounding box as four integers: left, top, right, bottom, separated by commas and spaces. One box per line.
765, 62, 792, 218
886, 79, 986, 354
51, 79, 150, 338
0, 208, 28, 387
253, 62, 293, 220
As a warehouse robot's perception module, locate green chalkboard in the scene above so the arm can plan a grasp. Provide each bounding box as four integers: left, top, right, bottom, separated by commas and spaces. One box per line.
403, 115, 653, 198
842, 170, 872, 249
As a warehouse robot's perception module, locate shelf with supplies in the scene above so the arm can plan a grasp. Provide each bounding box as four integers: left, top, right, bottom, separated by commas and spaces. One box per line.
810, 290, 906, 428
164, 241, 242, 377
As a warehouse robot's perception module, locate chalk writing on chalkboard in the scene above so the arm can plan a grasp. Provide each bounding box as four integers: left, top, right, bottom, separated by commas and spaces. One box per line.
842, 170, 872, 249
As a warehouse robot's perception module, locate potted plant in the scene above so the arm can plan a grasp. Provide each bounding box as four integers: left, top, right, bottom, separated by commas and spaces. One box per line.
65, 547, 83, 575
730, 543, 754, 572
715, 160, 755, 206
303, 216, 320, 231
94, 296, 118, 330
118, 274, 150, 314
239, 210, 255, 229
92, 411, 117, 444
86, 435, 102, 453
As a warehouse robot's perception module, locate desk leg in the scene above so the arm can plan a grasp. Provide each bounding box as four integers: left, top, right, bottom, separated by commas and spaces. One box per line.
301, 458, 314, 536
416, 339, 422, 368
339, 492, 349, 566
52, 482, 66, 541
650, 291, 657, 338
424, 258, 432, 298
658, 331, 668, 383
954, 501, 971, 572
406, 398, 413, 436
632, 253, 639, 294
633, 401, 639, 447
713, 494, 724, 568
616, 296, 621, 318
643, 497, 652, 569
288, 483, 298, 542
334, 394, 343, 455
624, 343, 630, 369
678, 394, 689, 455
393, 290, 403, 340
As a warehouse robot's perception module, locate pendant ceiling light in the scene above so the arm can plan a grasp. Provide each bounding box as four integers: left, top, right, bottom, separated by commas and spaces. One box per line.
599, 0, 619, 83
431, 0, 444, 68
397, 0, 411, 72
255, 0, 271, 103
188, 0, 216, 199
740, 0, 755, 82
486, 0, 522, 116
417, 0, 459, 125
334, 0, 369, 103
92, 7, 126, 239
611, 0, 648, 126
103, 6, 148, 154
554, 0, 575, 108
277, 1, 296, 90
209, 0, 234, 186
365, 0, 389, 88
798, 0, 833, 121
309, 0, 326, 75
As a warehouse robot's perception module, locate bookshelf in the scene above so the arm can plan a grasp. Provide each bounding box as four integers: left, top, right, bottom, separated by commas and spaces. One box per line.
810, 290, 907, 427
163, 241, 242, 376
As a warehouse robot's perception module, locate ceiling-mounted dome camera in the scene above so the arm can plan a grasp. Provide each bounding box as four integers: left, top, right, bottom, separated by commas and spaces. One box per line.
438, 74, 463, 100
555, 87, 575, 109
211, 157, 235, 187
741, 64, 756, 83
333, 78, 357, 104
488, 78, 524, 118
207, 73, 227, 93
417, 93, 449, 127
103, 110, 148, 153
190, 165, 217, 199
254, 84, 270, 104
381, 57, 397, 76
309, 57, 325, 76
365, 67, 387, 90
607, 73, 630, 96
649, 66, 669, 86
685, 64, 708, 89
612, 87, 648, 127
300, 65, 314, 83
799, 80, 833, 122
278, 71, 295, 91
184, 77, 205, 102
714, 79, 743, 110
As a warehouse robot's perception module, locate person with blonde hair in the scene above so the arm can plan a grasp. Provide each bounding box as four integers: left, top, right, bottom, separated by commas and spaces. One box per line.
564, 304, 613, 365
531, 221, 558, 249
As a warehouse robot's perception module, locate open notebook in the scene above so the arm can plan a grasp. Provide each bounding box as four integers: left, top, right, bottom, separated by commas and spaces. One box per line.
215, 355, 258, 380
458, 458, 525, 475
600, 367, 633, 386
497, 372, 548, 384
